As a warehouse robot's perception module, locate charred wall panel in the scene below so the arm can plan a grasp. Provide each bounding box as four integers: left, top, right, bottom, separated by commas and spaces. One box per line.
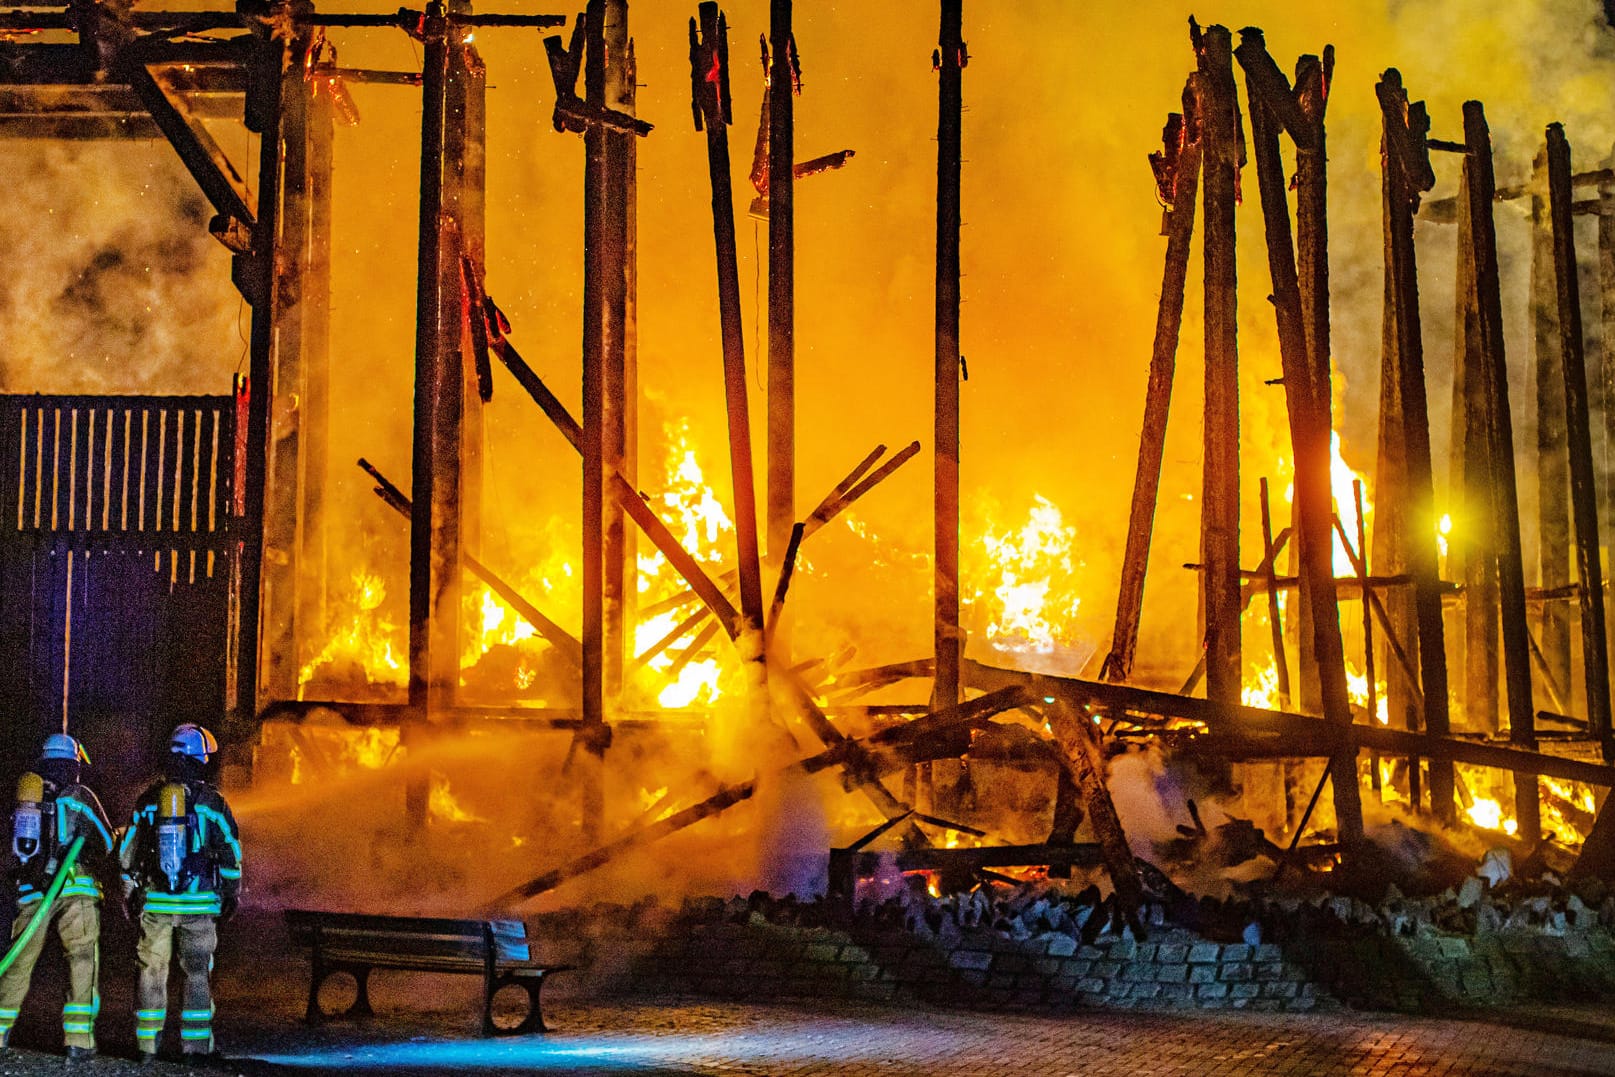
0, 394, 234, 800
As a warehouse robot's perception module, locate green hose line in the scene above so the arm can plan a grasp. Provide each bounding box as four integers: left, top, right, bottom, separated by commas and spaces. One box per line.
0, 835, 86, 977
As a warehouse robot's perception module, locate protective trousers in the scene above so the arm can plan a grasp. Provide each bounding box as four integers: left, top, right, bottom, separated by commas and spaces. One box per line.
0, 894, 101, 1049
134, 911, 216, 1056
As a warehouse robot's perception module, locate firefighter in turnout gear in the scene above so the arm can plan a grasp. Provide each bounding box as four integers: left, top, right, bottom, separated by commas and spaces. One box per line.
119, 724, 241, 1062
0, 734, 115, 1063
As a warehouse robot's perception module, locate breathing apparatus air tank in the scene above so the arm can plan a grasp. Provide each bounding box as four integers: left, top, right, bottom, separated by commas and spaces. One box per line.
156, 782, 188, 891
12, 772, 43, 864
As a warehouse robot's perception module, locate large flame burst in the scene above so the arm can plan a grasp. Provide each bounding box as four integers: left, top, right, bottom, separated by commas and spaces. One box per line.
964, 494, 1086, 660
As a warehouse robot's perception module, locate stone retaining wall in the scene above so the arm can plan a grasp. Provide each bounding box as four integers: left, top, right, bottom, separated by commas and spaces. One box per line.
566, 910, 1615, 1014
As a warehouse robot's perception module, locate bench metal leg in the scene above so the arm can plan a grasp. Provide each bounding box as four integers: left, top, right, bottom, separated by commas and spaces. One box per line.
304, 963, 324, 1026
307, 965, 373, 1023
485, 973, 549, 1036
350, 968, 374, 1019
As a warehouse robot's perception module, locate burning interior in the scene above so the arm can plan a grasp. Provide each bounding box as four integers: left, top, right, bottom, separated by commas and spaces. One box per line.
4, 0, 1615, 951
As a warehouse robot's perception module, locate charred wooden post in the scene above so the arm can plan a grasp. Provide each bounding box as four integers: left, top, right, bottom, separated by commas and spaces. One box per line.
1192, 21, 1242, 705
1374, 99, 1418, 805
691, 2, 769, 716
932, 0, 965, 718
1602, 160, 1615, 692
1236, 29, 1363, 845
235, 30, 286, 724
766, 0, 795, 632
406, 2, 462, 827
1546, 123, 1614, 761
1377, 71, 1453, 821
603, 0, 634, 704
1464, 100, 1541, 843
262, 31, 313, 701
1293, 47, 1333, 715
1100, 79, 1199, 684
301, 52, 335, 692
580, 0, 612, 842
1533, 148, 1574, 709
445, 1, 487, 553
1452, 170, 1501, 733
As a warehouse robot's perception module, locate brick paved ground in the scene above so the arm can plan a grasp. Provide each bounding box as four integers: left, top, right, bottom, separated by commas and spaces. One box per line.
0, 989, 1612, 1075
227, 996, 1615, 1076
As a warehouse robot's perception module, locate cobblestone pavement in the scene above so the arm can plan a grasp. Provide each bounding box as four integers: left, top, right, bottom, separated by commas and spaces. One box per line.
226, 996, 1615, 1076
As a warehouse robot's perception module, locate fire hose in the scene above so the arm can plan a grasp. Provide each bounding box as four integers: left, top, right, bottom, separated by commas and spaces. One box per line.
0, 835, 85, 977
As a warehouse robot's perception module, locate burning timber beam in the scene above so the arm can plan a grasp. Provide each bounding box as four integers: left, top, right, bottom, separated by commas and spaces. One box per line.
486, 686, 1034, 906
1043, 692, 1145, 933
691, 2, 770, 731
962, 661, 1615, 791
1546, 123, 1615, 762
1463, 100, 1542, 843
932, 0, 965, 723
1376, 70, 1453, 820
1236, 28, 1362, 847
1100, 78, 1199, 685
478, 336, 920, 830
1194, 20, 1242, 706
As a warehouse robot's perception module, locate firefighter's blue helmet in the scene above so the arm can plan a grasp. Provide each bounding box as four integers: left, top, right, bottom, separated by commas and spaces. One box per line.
41, 733, 89, 765
169, 724, 218, 763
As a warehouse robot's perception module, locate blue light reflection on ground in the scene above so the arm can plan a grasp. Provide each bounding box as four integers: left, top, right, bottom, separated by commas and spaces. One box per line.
254, 1028, 888, 1071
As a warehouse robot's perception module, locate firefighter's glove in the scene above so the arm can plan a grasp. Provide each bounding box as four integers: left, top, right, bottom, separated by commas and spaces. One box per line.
219, 894, 238, 924
122, 890, 143, 922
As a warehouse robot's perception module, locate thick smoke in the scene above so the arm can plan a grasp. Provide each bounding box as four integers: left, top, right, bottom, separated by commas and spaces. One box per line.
0, 141, 240, 394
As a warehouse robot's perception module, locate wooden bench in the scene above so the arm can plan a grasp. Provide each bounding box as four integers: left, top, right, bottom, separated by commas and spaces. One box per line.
285, 909, 572, 1036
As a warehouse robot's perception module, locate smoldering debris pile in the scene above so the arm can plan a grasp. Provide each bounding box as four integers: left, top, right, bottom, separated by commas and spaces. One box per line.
675, 844, 1615, 951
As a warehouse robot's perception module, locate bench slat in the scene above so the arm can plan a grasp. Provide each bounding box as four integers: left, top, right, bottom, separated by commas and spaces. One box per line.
286, 909, 531, 963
